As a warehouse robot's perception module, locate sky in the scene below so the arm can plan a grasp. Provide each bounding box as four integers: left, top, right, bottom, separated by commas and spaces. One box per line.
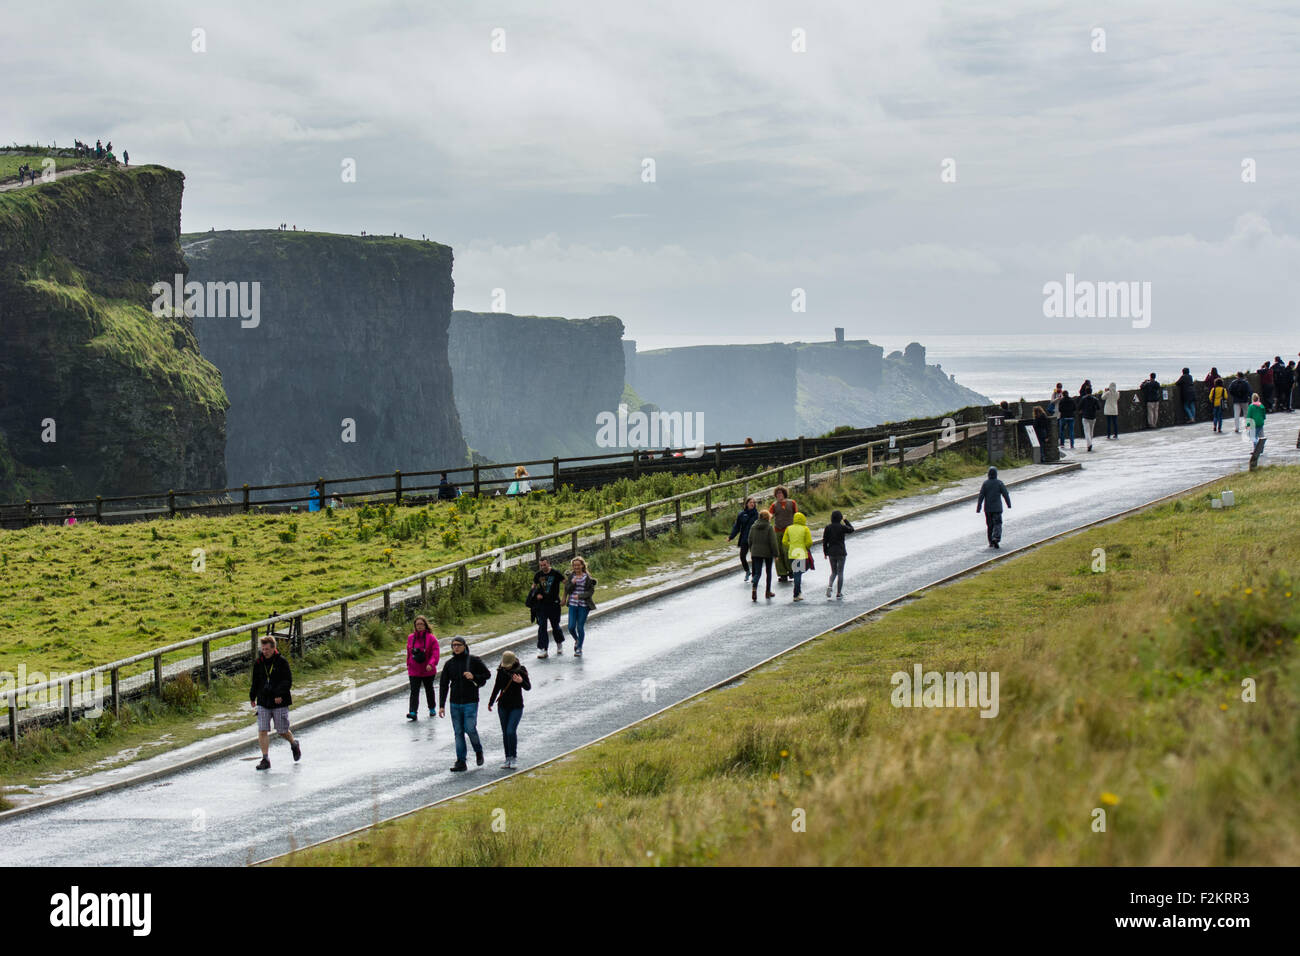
5, 0, 1300, 344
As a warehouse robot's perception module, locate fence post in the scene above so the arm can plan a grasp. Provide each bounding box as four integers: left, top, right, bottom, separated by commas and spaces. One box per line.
603, 519, 612, 550
420, 575, 428, 606
674, 498, 682, 531
714, 442, 722, 476
383, 588, 391, 620
394, 470, 402, 505
836, 454, 843, 483
250, 626, 259, 662
111, 668, 120, 716
294, 615, 304, 656
340, 602, 349, 636
473, 464, 481, 497
705, 489, 712, 515
571, 530, 579, 557
153, 655, 162, 697
316, 478, 325, 508
168, 490, 176, 517
777, 468, 784, 487
552, 457, 561, 490
202, 640, 211, 688
7, 691, 16, 744
64, 680, 73, 727
534, 542, 542, 565
459, 564, 470, 596
803, 462, 811, 491
632, 450, 640, 478
95, 495, 104, 523
898, 447, 905, 472
867, 446, 874, 475
243, 484, 251, 513
639, 507, 648, 540
25, 499, 33, 528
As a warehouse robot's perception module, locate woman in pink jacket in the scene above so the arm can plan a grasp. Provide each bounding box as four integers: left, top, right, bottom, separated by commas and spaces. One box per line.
406, 615, 441, 721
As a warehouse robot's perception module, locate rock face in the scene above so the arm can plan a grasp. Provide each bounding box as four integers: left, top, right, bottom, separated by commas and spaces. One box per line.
631, 344, 799, 443
183, 231, 467, 488
448, 311, 625, 462
794, 339, 883, 389
0, 166, 227, 501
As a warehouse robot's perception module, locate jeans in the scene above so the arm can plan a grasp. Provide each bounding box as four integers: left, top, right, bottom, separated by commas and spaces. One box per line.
1233, 403, 1247, 431
739, 540, 751, 576
1212, 405, 1224, 431
827, 555, 846, 595
408, 675, 435, 714
567, 604, 590, 651
1056, 416, 1064, 444
536, 603, 563, 650
1081, 418, 1095, 447
498, 706, 523, 760
1106, 414, 1118, 438
984, 510, 1003, 545
1183, 400, 1195, 423
1061, 417, 1074, 448
449, 701, 482, 763
751, 555, 773, 593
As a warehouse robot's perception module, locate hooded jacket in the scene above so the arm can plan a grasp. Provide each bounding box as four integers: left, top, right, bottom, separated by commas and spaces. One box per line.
1177, 372, 1196, 400
1228, 376, 1251, 404
1079, 393, 1100, 420
1247, 401, 1266, 430
439, 645, 491, 707
489, 663, 532, 710
407, 630, 440, 678
821, 515, 855, 557
976, 468, 1011, 515
1102, 384, 1119, 416
782, 513, 813, 561
729, 506, 759, 547
748, 515, 779, 558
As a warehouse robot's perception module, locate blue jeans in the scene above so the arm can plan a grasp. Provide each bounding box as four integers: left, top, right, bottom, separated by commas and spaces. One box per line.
1183, 401, 1195, 422
1106, 414, 1118, 438
567, 605, 590, 650
1212, 405, 1224, 430
792, 568, 804, 597
1056, 417, 1064, 444
498, 706, 523, 759
1061, 418, 1074, 448
449, 701, 481, 763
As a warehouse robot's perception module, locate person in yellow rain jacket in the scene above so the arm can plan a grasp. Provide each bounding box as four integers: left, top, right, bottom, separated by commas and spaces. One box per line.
782, 512, 814, 603
1208, 378, 1228, 434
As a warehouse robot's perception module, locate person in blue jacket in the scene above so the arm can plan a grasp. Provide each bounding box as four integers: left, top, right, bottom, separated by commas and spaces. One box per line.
727, 496, 760, 582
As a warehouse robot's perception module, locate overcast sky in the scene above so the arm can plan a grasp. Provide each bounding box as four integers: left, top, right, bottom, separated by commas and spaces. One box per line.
6, 0, 1299, 343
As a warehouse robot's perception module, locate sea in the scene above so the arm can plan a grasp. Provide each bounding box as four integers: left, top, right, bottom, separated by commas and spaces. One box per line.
631, 332, 1292, 404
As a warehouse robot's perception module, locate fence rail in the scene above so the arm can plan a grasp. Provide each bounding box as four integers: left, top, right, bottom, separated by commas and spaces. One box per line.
2, 416, 993, 740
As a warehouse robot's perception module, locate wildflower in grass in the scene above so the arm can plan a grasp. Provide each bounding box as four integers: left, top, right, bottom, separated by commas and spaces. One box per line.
1244, 588, 1253, 596
1100, 792, 1120, 806
780, 749, 789, 758
1219, 703, 1229, 711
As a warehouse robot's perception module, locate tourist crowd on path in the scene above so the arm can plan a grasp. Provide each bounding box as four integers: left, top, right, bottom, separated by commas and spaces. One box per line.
9, 139, 130, 189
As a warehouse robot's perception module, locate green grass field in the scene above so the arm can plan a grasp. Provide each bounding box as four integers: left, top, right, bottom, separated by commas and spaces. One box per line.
0, 451, 1000, 788
0, 151, 99, 182
281, 464, 1300, 867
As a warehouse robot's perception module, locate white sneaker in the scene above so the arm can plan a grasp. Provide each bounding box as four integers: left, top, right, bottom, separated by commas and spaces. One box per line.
537, 651, 548, 659
556, 644, 564, 655
826, 587, 833, 598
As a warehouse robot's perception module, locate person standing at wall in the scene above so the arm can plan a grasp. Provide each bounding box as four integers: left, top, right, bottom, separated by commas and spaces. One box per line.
530, 557, 565, 659
1275, 359, 1294, 413
770, 486, 798, 582
976, 467, 1011, 549
1228, 372, 1252, 433
1050, 383, 1065, 445
727, 496, 759, 582
1102, 382, 1120, 439
782, 512, 813, 602
748, 510, 778, 602
1177, 367, 1197, 424
1258, 362, 1275, 412
405, 615, 440, 721
562, 556, 598, 657
1208, 378, 1228, 434
821, 510, 855, 599
1057, 389, 1077, 450
249, 635, 301, 770
438, 637, 490, 772
1078, 388, 1100, 451
487, 650, 530, 770
1139, 373, 1162, 429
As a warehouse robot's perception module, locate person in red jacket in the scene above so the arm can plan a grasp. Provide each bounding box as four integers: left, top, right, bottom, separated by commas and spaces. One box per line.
406, 615, 441, 720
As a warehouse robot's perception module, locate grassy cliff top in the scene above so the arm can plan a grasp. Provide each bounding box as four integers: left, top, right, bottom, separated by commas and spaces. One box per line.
451, 310, 623, 330
180, 228, 453, 258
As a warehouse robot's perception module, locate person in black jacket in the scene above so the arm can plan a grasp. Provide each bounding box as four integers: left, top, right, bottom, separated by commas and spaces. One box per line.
249, 635, 300, 770
1228, 372, 1251, 433
1139, 373, 1162, 428
821, 510, 855, 599
727, 496, 759, 582
1177, 368, 1196, 424
976, 467, 1011, 548
530, 557, 565, 659
487, 650, 531, 769
439, 637, 491, 771
1058, 390, 1077, 449
1078, 390, 1100, 451
437, 473, 458, 500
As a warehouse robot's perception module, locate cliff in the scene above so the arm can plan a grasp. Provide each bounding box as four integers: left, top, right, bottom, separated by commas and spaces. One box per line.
0, 166, 227, 500
448, 311, 625, 462
182, 231, 467, 488
794, 339, 883, 389
632, 343, 799, 443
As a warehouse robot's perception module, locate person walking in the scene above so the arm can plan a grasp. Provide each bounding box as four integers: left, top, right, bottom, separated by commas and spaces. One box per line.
727, 496, 760, 582
561, 556, 597, 657
1208, 378, 1228, 434
405, 615, 440, 721
1050, 383, 1065, 446
487, 650, 530, 769
1102, 382, 1120, 439
748, 509, 779, 601
438, 637, 490, 771
782, 512, 813, 602
1139, 373, 1162, 429
976, 467, 1011, 549
1057, 389, 1077, 449
1228, 372, 1251, 433
530, 557, 565, 658
1177, 368, 1197, 424
1246, 392, 1266, 444
249, 635, 301, 770
821, 510, 855, 599
1078, 389, 1100, 451
770, 486, 798, 582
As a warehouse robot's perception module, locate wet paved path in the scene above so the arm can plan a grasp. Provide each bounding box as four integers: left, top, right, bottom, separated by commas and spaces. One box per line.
2, 422, 1293, 865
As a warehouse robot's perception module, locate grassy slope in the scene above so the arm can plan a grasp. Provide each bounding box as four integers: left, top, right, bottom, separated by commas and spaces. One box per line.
0, 152, 96, 181
283, 464, 1300, 867
0, 451, 998, 788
